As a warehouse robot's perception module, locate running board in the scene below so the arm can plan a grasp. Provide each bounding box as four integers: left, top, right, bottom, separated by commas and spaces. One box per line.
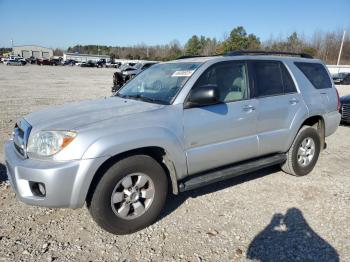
179, 154, 286, 192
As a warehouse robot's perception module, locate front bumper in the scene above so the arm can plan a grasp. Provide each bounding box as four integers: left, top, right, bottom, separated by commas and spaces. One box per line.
4, 140, 107, 208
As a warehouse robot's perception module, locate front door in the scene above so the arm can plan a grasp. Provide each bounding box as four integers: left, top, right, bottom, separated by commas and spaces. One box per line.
183, 61, 259, 175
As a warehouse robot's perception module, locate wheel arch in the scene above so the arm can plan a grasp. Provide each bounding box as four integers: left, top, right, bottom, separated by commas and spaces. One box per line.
86, 146, 179, 207
296, 115, 325, 149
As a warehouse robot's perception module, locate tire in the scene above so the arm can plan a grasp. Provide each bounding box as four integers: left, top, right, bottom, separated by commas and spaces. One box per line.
281, 126, 321, 176
88, 155, 168, 235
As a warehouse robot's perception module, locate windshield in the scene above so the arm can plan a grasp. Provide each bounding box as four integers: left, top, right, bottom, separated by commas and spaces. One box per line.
117, 62, 201, 104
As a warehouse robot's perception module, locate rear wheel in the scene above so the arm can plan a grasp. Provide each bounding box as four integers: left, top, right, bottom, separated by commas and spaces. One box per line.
281, 126, 321, 176
88, 155, 168, 235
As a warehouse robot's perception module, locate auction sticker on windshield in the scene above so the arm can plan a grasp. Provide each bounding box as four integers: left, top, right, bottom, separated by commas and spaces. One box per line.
171, 70, 195, 77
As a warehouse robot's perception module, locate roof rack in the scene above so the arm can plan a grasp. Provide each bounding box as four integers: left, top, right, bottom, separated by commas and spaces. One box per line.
175, 55, 207, 60
224, 50, 313, 59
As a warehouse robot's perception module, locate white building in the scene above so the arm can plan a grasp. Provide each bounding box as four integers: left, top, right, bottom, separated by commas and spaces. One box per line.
63, 53, 110, 62
327, 65, 350, 75
12, 45, 53, 59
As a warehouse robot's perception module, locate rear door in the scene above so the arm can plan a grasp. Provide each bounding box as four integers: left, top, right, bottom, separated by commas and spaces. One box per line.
251, 60, 305, 155
183, 60, 259, 175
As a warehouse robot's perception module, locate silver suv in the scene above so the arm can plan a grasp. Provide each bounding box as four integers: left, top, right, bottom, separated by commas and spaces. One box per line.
4, 51, 341, 235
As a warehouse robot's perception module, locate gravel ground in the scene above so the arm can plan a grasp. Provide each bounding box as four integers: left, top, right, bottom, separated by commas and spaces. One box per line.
0, 64, 349, 262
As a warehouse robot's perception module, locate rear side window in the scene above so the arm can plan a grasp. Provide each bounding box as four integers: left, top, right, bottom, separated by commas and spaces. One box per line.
295, 62, 332, 89
253, 61, 283, 97
252, 61, 296, 97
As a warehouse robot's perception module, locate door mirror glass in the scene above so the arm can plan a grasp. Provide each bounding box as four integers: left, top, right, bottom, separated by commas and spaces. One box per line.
185, 84, 220, 108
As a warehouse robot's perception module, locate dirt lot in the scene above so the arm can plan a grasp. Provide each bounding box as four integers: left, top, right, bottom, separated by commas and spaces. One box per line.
0, 64, 349, 262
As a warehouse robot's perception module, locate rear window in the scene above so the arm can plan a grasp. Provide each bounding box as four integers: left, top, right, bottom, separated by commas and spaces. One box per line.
295, 62, 332, 89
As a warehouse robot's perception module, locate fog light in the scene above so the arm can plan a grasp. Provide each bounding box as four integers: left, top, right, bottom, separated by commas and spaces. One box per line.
30, 182, 46, 197
38, 183, 46, 196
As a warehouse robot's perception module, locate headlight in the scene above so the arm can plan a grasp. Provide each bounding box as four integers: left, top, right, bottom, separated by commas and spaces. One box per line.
27, 131, 77, 157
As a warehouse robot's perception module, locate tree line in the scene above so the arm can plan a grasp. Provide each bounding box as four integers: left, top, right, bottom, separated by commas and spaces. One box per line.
2, 26, 349, 64
65, 26, 349, 64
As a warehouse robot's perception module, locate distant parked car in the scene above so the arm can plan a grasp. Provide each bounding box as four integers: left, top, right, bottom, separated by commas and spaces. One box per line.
340, 95, 350, 123
5, 58, 26, 66
112, 62, 158, 92
51, 58, 63, 66
75, 62, 84, 66
332, 73, 350, 85
122, 61, 158, 79
63, 59, 77, 66
26, 56, 37, 64
37, 59, 54, 66
106, 61, 121, 68
342, 74, 350, 85
80, 60, 96, 67
96, 59, 106, 68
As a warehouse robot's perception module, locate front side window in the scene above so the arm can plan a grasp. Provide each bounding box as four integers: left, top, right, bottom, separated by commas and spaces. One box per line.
295, 62, 332, 89
191, 61, 249, 103
118, 62, 201, 104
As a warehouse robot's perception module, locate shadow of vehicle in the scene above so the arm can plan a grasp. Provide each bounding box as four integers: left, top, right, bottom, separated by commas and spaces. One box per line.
246, 208, 339, 262
160, 165, 280, 220
0, 163, 8, 182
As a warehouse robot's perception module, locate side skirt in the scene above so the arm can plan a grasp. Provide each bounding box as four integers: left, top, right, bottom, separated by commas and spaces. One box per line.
179, 153, 286, 192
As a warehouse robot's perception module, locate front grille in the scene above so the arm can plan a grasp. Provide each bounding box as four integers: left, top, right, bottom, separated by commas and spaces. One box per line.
13, 119, 32, 158
341, 104, 350, 121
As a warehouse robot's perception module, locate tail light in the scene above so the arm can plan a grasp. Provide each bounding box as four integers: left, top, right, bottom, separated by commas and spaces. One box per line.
336, 88, 341, 111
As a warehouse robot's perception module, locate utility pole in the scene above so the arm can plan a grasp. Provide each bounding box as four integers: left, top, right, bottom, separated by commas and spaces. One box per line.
11, 39, 14, 54
337, 30, 346, 66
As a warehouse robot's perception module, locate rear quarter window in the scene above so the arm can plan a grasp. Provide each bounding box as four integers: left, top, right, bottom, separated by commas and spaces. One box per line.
295, 62, 332, 89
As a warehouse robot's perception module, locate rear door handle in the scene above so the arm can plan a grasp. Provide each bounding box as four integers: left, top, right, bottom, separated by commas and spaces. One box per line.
242, 105, 256, 111
289, 98, 299, 104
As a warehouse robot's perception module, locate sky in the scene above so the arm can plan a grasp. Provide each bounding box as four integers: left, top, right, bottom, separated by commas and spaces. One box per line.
0, 0, 349, 48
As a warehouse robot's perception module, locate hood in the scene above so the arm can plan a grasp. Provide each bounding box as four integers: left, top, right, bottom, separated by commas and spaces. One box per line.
24, 97, 164, 131
340, 95, 350, 103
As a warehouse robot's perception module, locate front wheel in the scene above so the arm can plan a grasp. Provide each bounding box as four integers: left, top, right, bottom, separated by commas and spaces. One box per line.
281, 126, 321, 176
88, 155, 168, 235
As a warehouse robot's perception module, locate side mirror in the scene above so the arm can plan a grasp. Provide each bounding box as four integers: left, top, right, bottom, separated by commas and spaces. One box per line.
185, 84, 220, 108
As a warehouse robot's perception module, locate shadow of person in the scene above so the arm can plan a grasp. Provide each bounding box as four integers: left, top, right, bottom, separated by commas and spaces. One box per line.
0, 163, 8, 182
246, 208, 339, 262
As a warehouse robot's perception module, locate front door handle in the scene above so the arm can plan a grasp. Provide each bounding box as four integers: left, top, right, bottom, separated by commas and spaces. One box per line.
289, 98, 299, 104
242, 105, 256, 111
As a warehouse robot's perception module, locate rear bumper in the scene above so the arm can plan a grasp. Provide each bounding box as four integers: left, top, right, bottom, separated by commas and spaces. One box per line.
4, 140, 108, 208
324, 111, 341, 137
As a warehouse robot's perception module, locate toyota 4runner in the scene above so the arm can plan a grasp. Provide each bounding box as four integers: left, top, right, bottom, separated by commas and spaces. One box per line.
4, 51, 341, 234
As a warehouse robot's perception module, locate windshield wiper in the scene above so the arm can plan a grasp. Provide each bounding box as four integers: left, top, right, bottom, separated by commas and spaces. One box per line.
119, 94, 168, 105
